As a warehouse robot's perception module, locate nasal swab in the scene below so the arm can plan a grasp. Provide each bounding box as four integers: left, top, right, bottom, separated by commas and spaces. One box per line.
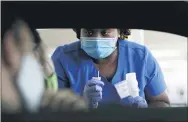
91, 70, 101, 108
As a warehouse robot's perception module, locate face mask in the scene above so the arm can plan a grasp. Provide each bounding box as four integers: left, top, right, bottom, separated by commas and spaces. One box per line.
16, 55, 45, 113
81, 37, 117, 59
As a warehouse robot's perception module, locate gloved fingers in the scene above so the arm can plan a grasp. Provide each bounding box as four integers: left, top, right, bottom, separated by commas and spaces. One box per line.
123, 96, 135, 104
87, 80, 104, 87
85, 92, 102, 102
88, 101, 99, 108
134, 96, 146, 103
85, 85, 102, 92
91, 96, 102, 102
133, 102, 148, 108
120, 96, 148, 108
133, 96, 148, 108
138, 103, 148, 108
120, 96, 135, 107
89, 92, 102, 98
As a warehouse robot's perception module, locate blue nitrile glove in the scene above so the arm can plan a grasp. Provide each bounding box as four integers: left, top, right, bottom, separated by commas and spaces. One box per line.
83, 79, 104, 108
133, 96, 148, 108
120, 96, 148, 108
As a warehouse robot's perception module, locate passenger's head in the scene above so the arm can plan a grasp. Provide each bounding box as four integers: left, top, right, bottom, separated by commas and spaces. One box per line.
2, 20, 35, 77
73, 28, 131, 59
1, 17, 45, 113
1, 16, 45, 70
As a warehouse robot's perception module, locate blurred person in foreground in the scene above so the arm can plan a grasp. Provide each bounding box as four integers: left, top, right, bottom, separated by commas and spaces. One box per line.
1, 17, 88, 113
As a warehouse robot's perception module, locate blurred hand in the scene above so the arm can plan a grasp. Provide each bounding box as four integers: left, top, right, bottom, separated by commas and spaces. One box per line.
34, 43, 54, 77
40, 89, 88, 112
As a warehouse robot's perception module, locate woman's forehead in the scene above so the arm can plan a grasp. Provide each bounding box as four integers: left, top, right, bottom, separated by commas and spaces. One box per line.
81, 28, 118, 31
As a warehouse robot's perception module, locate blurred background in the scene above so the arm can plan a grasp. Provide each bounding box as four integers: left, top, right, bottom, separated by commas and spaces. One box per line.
37, 29, 187, 107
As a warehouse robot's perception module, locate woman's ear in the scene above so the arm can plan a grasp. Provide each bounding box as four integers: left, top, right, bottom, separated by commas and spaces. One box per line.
117, 29, 121, 38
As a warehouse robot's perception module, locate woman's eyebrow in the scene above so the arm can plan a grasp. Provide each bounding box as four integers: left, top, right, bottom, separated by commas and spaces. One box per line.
84, 28, 93, 31
101, 29, 113, 32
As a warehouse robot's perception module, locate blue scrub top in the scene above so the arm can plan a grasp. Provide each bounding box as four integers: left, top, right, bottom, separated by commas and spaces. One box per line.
51, 40, 167, 104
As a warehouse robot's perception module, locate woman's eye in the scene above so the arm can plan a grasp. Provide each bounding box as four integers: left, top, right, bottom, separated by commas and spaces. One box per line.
85, 30, 93, 36
101, 31, 109, 36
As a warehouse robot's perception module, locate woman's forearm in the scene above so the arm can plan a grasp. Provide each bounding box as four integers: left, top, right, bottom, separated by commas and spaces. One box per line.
148, 101, 170, 107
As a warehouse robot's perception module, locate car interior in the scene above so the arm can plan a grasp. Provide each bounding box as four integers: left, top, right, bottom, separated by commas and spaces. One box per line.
1, 1, 188, 122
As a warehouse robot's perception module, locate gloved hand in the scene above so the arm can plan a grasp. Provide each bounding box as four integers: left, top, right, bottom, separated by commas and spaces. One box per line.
120, 96, 148, 108
83, 79, 104, 108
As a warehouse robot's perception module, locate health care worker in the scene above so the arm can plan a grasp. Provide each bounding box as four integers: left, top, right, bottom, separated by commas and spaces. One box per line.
52, 29, 170, 108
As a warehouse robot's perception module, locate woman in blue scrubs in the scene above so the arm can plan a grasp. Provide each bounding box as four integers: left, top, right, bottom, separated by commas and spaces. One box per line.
52, 29, 170, 108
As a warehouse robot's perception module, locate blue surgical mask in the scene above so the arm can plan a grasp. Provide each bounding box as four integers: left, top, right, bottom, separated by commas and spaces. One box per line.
81, 37, 117, 59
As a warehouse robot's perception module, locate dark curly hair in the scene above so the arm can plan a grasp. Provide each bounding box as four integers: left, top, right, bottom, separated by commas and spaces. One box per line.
73, 28, 131, 40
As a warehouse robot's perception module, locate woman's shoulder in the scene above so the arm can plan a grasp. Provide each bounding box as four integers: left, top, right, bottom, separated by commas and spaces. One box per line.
51, 40, 81, 60
63, 41, 81, 53
119, 39, 145, 49
119, 39, 147, 55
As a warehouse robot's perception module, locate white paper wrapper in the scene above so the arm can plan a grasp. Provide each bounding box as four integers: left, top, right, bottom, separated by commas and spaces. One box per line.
126, 73, 139, 97
114, 80, 130, 99
114, 72, 140, 99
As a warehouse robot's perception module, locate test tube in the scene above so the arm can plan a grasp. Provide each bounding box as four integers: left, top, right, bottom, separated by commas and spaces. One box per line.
92, 71, 101, 81
91, 71, 101, 108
